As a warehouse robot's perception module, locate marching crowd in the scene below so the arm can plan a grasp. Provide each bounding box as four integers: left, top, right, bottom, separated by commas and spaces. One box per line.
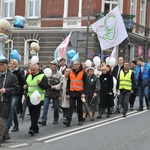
0, 56, 150, 146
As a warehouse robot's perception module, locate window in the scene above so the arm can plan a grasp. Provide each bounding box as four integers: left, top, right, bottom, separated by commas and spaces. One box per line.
28, 0, 39, 18
4, 0, 14, 18
130, 0, 136, 22
140, 0, 146, 26
104, 0, 118, 13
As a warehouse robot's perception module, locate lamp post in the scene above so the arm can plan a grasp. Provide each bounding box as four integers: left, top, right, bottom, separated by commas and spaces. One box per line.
85, 0, 91, 60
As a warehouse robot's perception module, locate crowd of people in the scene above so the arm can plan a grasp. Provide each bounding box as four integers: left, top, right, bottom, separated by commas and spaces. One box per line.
0, 56, 150, 146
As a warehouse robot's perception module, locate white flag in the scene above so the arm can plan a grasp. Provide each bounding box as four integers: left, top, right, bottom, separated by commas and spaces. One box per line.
110, 46, 117, 58
54, 32, 72, 60
91, 6, 128, 50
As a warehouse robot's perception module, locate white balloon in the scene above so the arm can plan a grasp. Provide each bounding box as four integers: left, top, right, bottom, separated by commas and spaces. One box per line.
31, 56, 39, 64
109, 58, 116, 66
106, 57, 110, 64
44, 68, 52, 77
30, 90, 41, 105
93, 56, 101, 66
85, 59, 92, 67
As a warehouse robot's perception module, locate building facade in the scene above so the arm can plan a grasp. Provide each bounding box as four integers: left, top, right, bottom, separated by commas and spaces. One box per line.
0, 0, 150, 66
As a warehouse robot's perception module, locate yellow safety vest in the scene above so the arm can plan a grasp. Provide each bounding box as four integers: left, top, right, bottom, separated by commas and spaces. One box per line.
26, 74, 45, 101
119, 70, 132, 90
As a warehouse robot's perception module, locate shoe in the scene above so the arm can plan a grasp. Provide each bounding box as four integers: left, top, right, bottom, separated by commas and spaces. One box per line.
106, 114, 110, 117
78, 121, 83, 125
82, 118, 86, 121
97, 114, 102, 119
38, 121, 46, 126
2, 131, 11, 141
53, 120, 58, 124
130, 107, 133, 110
137, 108, 143, 111
123, 114, 126, 117
63, 119, 70, 127
91, 118, 95, 121
28, 130, 35, 136
11, 126, 19, 132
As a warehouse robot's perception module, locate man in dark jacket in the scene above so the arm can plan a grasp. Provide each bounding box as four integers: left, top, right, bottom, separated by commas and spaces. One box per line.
64, 60, 88, 127
0, 57, 19, 146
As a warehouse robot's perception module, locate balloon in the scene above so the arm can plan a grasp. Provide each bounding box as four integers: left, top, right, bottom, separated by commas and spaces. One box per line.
85, 59, 92, 67
10, 49, 21, 63
109, 58, 116, 66
70, 53, 80, 64
30, 42, 40, 52
30, 90, 41, 105
66, 49, 76, 59
13, 16, 26, 28
93, 56, 101, 66
31, 56, 39, 64
44, 68, 52, 77
0, 19, 11, 36
106, 57, 110, 64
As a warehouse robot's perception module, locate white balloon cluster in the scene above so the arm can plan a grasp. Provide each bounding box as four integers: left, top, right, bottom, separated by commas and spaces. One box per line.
85, 56, 101, 67
106, 57, 116, 66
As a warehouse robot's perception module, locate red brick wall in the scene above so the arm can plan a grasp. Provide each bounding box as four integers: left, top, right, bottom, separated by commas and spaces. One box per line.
41, 0, 64, 18
15, 0, 25, 16
68, 0, 79, 16
41, 20, 63, 27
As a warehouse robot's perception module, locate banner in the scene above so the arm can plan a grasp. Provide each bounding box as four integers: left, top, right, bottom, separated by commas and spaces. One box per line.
54, 32, 72, 60
110, 46, 117, 58
91, 6, 128, 50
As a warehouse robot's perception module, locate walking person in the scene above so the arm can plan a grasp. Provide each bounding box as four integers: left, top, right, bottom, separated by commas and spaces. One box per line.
0, 57, 19, 146
97, 66, 114, 118
135, 57, 150, 111
24, 64, 48, 136
129, 60, 138, 110
38, 60, 62, 125
63, 60, 88, 127
60, 68, 71, 121
116, 61, 135, 117
6, 59, 25, 133
83, 67, 100, 121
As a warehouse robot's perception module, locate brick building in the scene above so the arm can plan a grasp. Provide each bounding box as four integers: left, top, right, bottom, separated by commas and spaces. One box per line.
0, 0, 150, 66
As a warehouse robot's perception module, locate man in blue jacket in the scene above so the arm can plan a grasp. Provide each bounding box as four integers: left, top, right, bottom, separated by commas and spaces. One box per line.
135, 57, 150, 111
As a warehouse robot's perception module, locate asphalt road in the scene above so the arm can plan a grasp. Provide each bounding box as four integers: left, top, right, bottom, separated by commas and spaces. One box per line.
1, 97, 150, 150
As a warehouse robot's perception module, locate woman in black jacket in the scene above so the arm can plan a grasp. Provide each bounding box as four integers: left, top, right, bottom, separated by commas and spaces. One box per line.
98, 66, 114, 118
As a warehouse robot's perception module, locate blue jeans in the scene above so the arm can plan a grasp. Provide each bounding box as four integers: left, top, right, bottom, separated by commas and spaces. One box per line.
138, 86, 150, 108
41, 97, 59, 122
6, 95, 20, 130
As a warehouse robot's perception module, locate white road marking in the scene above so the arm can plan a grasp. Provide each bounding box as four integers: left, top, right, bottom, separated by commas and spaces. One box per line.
9, 143, 29, 148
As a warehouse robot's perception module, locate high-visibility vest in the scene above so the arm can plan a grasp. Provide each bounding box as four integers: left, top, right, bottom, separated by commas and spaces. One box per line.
70, 70, 84, 91
119, 70, 132, 90
26, 74, 45, 101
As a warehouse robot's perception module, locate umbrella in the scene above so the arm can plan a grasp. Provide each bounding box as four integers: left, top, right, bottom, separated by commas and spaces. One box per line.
21, 90, 28, 123
81, 98, 91, 118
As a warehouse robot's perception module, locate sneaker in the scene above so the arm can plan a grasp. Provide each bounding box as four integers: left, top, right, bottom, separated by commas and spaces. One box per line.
11, 126, 19, 132
137, 108, 143, 111
38, 121, 46, 126
78, 121, 83, 125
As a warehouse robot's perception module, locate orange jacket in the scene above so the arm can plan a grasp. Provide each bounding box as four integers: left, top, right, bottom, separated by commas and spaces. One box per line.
70, 70, 84, 91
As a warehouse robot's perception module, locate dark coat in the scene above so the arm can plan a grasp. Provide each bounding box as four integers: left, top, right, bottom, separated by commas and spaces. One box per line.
112, 64, 124, 79
0, 69, 19, 119
12, 67, 25, 95
86, 74, 100, 105
99, 72, 114, 108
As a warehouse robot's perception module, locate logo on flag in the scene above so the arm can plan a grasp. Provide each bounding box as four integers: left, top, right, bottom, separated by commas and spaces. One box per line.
91, 6, 128, 50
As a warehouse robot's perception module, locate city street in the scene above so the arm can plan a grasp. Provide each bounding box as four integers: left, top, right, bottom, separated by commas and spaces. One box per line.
1, 97, 150, 150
